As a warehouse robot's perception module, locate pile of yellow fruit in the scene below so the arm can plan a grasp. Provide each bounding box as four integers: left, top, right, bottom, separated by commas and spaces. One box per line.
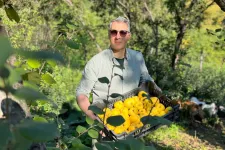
98, 91, 173, 135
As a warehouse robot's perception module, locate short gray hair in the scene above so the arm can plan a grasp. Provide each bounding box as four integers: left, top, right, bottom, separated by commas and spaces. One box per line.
109, 16, 130, 32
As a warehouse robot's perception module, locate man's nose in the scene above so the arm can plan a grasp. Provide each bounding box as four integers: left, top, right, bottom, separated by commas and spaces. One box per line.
115, 32, 121, 38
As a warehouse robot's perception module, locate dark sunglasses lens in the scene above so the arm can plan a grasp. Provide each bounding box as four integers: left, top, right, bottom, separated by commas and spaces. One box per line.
120, 30, 128, 37
110, 30, 117, 36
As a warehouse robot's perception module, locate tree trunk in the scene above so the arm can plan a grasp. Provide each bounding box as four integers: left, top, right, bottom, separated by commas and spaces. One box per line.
200, 50, 204, 72
172, 20, 187, 70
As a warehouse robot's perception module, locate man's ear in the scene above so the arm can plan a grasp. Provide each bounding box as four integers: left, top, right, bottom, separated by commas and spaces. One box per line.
127, 33, 131, 40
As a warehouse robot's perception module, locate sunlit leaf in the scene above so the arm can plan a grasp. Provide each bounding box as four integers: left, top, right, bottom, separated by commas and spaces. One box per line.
0, 37, 13, 67
86, 116, 94, 125
0, 121, 12, 149
88, 105, 104, 115
41, 74, 56, 84
65, 40, 79, 49
98, 77, 109, 84
5, 5, 20, 23
88, 129, 98, 139
106, 115, 125, 126
47, 59, 57, 67
16, 49, 64, 64
17, 120, 59, 142
66, 23, 76, 30
110, 93, 124, 98
76, 125, 87, 134
26, 59, 41, 69
33, 116, 48, 123
13, 87, 48, 101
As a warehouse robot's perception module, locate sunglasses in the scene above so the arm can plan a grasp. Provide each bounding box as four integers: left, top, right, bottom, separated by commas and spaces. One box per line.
109, 30, 130, 37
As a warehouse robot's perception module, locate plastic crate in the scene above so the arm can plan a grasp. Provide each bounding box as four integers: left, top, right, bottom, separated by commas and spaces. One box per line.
93, 83, 179, 140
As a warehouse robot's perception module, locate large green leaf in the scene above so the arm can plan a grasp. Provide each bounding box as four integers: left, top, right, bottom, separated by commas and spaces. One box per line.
5, 5, 20, 23
16, 49, 64, 64
144, 146, 156, 150
88, 129, 99, 139
0, 37, 13, 67
26, 59, 41, 69
76, 125, 87, 134
141, 116, 171, 127
0, 121, 12, 149
86, 116, 94, 125
13, 87, 48, 101
98, 77, 109, 84
10, 126, 32, 150
116, 136, 145, 150
95, 143, 114, 150
65, 40, 80, 49
41, 74, 56, 84
106, 115, 125, 126
17, 120, 59, 142
88, 105, 104, 115
70, 138, 91, 150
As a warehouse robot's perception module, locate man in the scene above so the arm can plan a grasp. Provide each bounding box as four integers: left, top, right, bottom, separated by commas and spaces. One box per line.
76, 16, 161, 121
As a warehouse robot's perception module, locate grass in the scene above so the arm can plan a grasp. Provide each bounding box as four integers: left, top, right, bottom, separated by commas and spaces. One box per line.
143, 121, 225, 150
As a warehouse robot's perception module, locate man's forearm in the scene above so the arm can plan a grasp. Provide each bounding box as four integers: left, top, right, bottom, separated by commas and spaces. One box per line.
77, 94, 97, 120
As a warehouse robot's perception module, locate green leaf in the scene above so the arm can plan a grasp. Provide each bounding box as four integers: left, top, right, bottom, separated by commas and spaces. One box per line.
110, 93, 124, 98
13, 87, 48, 101
70, 138, 92, 150
215, 28, 222, 32
47, 59, 57, 67
88, 129, 99, 139
26, 59, 41, 69
106, 115, 125, 126
16, 49, 64, 64
88, 105, 104, 114
65, 40, 80, 49
86, 116, 94, 125
7, 66, 22, 85
66, 23, 76, 30
5, 5, 20, 23
10, 125, 32, 150
76, 125, 87, 134
33, 116, 48, 123
17, 120, 59, 142
144, 146, 156, 150
116, 136, 145, 150
0, 37, 13, 67
140, 116, 171, 127
98, 77, 109, 84
41, 74, 56, 84
0, 66, 10, 79
23, 81, 39, 91
95, 143, 114, 150
46, 147, 60, 150
27, 72, 41, 84
0, 121, 12, 149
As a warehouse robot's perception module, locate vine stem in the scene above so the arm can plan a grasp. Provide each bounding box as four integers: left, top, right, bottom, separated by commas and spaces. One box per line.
3, 79, 10, 120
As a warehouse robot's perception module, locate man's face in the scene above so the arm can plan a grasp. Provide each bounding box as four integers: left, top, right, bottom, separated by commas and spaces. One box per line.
109, 21, 131, 52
